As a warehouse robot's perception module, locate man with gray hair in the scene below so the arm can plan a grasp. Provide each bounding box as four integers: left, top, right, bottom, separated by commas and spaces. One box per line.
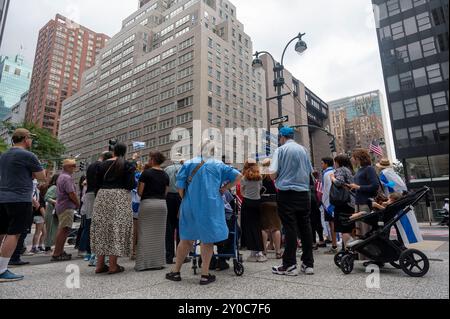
269, 127, 315, 276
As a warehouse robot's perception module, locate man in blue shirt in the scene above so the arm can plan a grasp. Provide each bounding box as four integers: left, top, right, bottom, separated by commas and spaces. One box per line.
0, 129, 46, 283
269, 127, 314, 276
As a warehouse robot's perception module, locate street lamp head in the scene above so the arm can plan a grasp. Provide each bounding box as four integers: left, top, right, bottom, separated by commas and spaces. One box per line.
295, 39, 307, 55
252, 56, 263, 69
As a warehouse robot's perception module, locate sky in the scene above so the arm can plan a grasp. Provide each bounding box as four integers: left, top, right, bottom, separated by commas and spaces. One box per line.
0, 0, 395, 157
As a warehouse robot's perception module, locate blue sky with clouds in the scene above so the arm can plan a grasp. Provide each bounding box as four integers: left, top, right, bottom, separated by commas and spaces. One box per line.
1, 0, 395, 157
2, 0, 386, 101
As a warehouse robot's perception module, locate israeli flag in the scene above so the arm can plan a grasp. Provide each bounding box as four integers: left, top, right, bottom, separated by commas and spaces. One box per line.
133, 141, 145, 151
396, 209, 423, 245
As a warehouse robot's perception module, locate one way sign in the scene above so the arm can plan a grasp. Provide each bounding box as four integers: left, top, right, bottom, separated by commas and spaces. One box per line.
271, 115, 289, 126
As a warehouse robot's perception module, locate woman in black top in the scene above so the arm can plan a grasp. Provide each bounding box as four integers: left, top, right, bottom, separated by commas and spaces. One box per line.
91, 143, 136, 275
135, 151, 170, 271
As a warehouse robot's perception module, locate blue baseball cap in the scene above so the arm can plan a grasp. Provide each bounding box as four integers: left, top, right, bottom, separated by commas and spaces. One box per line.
279, 126, 295, 138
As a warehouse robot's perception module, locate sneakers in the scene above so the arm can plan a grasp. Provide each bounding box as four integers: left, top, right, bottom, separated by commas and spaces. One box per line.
88, 255, 97, 267
21, 250, 35, 257
83, 254, 91, 262
0, 270, 24, 283
301, 263, 314, 275
272, 264, 299, 276
256, 254, 268, 263
30, 247, 39, 254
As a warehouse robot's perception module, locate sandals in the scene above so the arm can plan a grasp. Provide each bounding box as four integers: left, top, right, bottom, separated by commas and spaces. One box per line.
108, 266, 125, 275
200, 274, 216, 286
166, 272, 182, 282
276, 252, 283, 259
95, 265, 110, 274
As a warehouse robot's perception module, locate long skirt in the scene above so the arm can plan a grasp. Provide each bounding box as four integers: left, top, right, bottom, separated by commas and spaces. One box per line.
91, 189, 133, 257
135, 199, 168, 271
241, 198, 264, 252
44, 205, 58, 248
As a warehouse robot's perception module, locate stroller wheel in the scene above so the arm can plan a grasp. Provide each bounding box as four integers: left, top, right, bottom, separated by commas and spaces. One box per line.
340, 255, 354, 275
399, 249, 430, 277
389, 261, 402, 269
233, 261, 244, 277
334, 251, 346, 268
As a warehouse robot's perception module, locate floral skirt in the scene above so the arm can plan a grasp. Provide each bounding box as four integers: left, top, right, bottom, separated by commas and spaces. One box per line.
91, 189, 133, 257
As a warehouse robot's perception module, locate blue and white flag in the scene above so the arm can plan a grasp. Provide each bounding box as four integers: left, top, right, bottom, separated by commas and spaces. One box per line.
396, 209, 423, 245
133, 141, 145, 151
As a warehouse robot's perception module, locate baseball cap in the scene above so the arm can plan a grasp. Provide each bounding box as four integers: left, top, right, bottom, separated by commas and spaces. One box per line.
12, 128, 37, 141
279, 126, 295, 138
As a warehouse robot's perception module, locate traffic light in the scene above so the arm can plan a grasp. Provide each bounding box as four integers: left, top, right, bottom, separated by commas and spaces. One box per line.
79, 161, 86, 172
109, 139, 117, 152
329, 139, 337, 153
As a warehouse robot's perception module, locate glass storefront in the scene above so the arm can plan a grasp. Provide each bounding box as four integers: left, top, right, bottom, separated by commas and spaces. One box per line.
406, 154, 449, 182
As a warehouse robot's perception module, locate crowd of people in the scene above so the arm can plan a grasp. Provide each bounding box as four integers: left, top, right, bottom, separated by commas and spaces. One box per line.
0, 126, 417, 285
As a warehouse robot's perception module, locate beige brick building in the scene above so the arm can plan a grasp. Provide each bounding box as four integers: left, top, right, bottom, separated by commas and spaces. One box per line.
60, 0, 267, 164
329, 90, 393, 161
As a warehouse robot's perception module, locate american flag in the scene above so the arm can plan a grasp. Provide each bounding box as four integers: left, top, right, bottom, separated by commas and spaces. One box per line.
369, 140, 384, 157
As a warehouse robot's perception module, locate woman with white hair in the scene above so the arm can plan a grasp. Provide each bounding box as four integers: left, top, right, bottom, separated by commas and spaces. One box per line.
165, 139, 242, 286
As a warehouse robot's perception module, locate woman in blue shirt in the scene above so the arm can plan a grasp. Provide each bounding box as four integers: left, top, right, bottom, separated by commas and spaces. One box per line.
165, 140, 241, 286
348, 149, 379, 240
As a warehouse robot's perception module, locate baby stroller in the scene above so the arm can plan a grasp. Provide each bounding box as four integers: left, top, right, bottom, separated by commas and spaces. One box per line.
190, 196, 245, 277
334, 187, 431, 277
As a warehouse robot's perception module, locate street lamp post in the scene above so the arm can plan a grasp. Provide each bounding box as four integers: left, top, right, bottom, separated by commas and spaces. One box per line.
252, 33, 308, 130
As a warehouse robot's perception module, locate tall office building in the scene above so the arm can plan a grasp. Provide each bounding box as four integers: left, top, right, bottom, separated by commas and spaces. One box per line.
0, 0, 10, 49
60, 0, 267, 164
260, 54, 330, 169
373, 0, 449, 214
328, 90, 393, 161
0, 54, 32, 119
25, 14, 109, 136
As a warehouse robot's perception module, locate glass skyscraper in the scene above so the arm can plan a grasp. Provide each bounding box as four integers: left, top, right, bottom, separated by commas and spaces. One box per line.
0, 54, 32, 119
373, 0, 449, 218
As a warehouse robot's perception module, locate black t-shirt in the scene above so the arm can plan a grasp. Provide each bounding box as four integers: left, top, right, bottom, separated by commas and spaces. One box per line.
262, 177, 277, 195
86, 161, 101, 194
139, 169, 170, 201
97, 160, 136, 192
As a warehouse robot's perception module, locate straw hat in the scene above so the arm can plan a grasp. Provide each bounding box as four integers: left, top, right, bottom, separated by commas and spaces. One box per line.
62, 159, 77, 167
376, 158, 392, 169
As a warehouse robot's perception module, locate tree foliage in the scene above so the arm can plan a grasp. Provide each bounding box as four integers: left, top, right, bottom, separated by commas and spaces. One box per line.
1, 121, 66, 160
0, 136, 8, 154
